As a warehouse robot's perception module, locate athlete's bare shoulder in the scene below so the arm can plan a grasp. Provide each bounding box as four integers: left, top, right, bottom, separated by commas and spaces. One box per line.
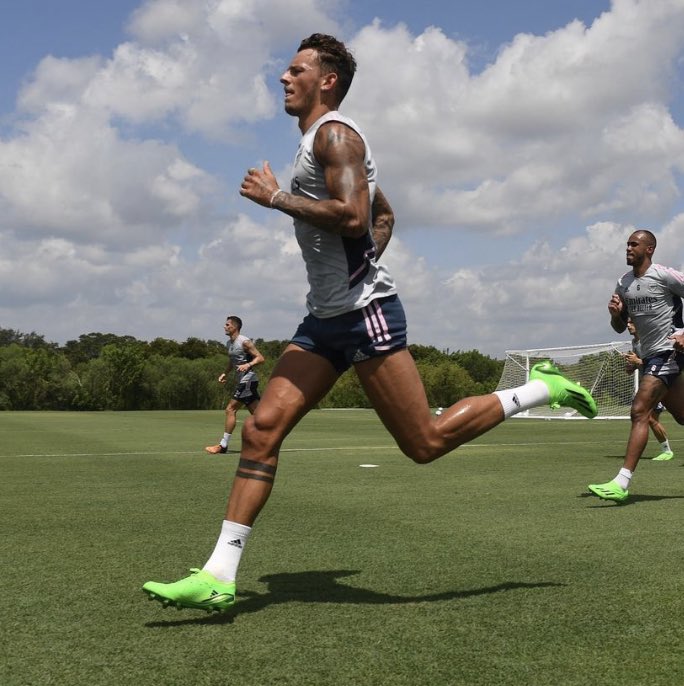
313, 120, 365, 167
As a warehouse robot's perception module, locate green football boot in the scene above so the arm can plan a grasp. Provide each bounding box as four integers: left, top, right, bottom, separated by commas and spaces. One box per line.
530, 361, 598, 419
143, 568, 236, 613
588, 480, 629, 502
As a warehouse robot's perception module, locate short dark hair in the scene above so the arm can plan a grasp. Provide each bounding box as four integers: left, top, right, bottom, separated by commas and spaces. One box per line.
226, 315, 242, 330
635, 229, 657, 249
298, 33, 357, 102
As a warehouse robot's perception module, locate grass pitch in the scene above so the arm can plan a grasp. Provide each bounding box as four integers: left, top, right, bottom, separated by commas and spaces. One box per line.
1, 410, 683, 686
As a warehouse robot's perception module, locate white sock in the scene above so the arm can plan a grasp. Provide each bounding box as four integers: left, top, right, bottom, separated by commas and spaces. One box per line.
614, 468, 632, 490
220, 432, 231, 449
661, 440, 671, 453
493, 380, 550, 419
203, 520, 251, 583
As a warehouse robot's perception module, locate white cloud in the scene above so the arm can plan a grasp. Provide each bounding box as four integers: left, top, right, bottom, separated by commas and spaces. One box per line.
346, 0, 684, 233
0, 103, 213, 246
0, 210, 307, 343
18, 55, 103, 113
70, 0, 341, 138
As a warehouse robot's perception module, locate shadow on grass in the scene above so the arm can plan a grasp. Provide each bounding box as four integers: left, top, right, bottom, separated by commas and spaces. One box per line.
579, 492, 684, 507
144, 570, 563, 627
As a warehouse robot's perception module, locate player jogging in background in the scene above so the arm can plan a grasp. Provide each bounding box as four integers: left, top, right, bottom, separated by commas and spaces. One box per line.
205, 316, 264, 455
143, 33, 597, 614
589, 230, 684, 502
624, 318, 674, 461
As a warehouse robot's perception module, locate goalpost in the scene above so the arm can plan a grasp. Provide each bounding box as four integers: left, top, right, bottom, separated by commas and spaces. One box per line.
495, 341, 636, 419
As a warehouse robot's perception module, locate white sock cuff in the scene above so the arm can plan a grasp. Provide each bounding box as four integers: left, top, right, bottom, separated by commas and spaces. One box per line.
493, 380, 549, 419
223, 520, 251, 538
615, 467, 633, 490
203, 520, 252, 583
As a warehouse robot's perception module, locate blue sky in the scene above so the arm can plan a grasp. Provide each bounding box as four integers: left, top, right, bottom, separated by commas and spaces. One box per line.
1, 0, 683, 356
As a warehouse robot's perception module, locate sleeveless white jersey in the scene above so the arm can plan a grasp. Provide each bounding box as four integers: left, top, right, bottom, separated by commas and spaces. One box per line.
616, 264, 684, 357
228, 334, 257, 383
289, 111, 397, 318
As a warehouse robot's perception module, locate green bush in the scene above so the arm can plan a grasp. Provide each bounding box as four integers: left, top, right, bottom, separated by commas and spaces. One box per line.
0, 327, 504, 411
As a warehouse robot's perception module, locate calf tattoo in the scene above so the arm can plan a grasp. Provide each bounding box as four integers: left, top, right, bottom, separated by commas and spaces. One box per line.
236, 457, 277, 483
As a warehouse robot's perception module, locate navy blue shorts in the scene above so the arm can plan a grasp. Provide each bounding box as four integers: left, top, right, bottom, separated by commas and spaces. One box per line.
232, 379, 260, 405
291, 294, 408, 373
642, 349, 684, 388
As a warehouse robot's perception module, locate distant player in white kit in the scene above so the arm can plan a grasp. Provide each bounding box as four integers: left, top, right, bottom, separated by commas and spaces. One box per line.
589, 230, 684, 501
205, 315, 264, 455
143, 33, 597, 613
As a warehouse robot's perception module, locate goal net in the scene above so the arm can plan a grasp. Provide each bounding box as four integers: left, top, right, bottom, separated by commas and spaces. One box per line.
495, 342, 636, 419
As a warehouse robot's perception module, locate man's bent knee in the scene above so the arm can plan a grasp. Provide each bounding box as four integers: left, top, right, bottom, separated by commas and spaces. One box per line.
399, 439, 451, 464
240, 414, 285, 457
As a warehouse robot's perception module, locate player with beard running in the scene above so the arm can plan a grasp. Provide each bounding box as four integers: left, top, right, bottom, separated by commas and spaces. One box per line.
589, 230, 684, 502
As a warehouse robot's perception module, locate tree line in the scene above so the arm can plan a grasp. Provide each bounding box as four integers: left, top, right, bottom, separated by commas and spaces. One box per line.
0, 328, 504, 411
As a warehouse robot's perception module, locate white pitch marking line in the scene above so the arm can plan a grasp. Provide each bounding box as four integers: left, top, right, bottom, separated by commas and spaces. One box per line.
10, 438, 636, 459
